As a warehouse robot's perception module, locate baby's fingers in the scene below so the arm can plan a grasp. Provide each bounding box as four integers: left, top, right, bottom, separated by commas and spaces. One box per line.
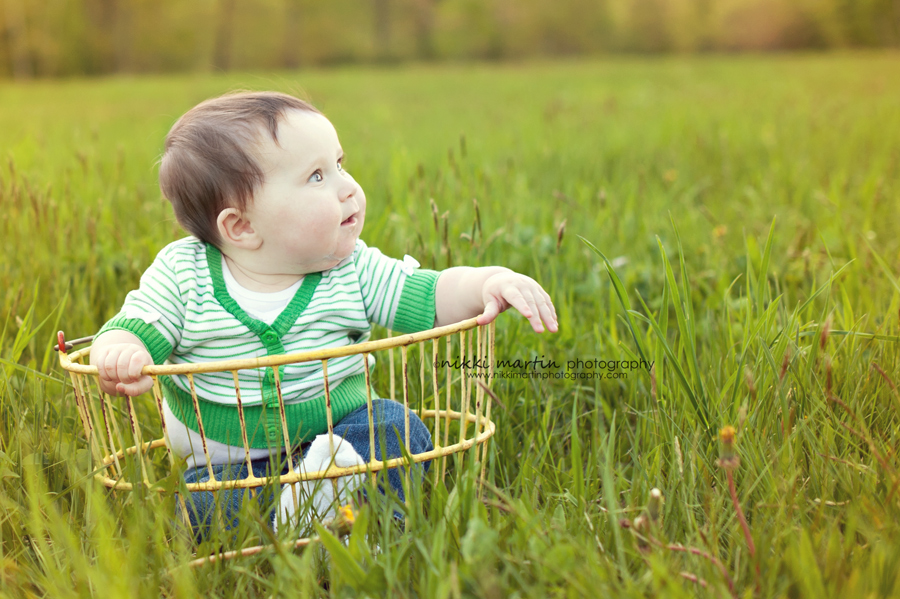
503, 287, 547, 332
536, 292, 558, 333
116, 377, 154, 397
99, 346, 153, 396
115, 347, 142, 384
126, 349, 152, 380
100, 350, 126, 385
477, 300, 501, 325
123, 351, 154, 395
507, 283, 557, 333
543, 289, 558, 323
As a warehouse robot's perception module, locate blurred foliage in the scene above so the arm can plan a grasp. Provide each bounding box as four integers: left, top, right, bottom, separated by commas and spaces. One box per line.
0, 0, 898, 78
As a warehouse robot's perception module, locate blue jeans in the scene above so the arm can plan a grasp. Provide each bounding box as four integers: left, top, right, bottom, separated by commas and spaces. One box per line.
178, 398, 433, 542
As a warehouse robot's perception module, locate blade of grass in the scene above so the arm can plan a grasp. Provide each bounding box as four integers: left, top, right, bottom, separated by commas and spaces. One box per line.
658, 236, 708, 416
628, 309, 710, 431
580, 236, 650, 364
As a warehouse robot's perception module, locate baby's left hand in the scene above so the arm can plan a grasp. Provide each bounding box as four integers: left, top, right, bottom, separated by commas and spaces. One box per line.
478, 271, 558, 333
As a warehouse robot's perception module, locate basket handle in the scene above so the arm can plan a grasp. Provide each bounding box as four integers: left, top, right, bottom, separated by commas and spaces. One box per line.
54, 332, 95, 353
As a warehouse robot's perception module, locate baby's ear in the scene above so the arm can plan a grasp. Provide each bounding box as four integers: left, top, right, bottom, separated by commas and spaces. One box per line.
217, 207, 260, 249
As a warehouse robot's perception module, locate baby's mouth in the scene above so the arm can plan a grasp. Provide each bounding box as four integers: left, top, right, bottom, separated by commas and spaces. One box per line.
341, 214, 357, 227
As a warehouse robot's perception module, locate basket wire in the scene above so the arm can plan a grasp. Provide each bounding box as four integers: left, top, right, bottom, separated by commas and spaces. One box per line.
57, 318, 497, 511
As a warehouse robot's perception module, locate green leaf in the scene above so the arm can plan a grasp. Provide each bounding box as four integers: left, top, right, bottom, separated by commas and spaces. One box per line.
866, 239, 900, 295
0, 358, 66, 383
347, 504, 370, 560
601, 416, 629, 579
657, 236, 707, 412
314, 523, 366, 589
461, 516, 498, 565
793, 261, 852, 320
630, 310, 710, 431
570, 393, 583, 502
756, 217, 776, 307
579, 236, 650, 364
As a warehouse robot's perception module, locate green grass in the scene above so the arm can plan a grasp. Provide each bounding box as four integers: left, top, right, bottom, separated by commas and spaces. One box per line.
2, 53, 900, 597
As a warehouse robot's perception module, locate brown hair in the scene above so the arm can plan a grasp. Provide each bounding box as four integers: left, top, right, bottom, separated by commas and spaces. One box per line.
159, 91, 321, 247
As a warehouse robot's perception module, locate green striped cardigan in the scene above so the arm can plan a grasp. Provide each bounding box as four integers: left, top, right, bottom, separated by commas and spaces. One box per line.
98, 237, 439, 448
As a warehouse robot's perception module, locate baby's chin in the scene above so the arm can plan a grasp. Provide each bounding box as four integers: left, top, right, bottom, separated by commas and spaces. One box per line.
320, 239, 360, 270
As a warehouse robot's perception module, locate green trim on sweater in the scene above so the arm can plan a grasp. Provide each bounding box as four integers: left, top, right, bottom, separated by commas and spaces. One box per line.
392, 270, 439, 334
205, 244, 322, 338
205, 243, 323, 413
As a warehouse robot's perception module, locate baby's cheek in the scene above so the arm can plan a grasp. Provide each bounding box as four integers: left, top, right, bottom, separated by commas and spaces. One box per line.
302, 204, 337, 226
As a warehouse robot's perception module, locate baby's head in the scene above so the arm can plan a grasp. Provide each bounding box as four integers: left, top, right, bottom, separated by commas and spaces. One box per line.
160, 91, 365, 274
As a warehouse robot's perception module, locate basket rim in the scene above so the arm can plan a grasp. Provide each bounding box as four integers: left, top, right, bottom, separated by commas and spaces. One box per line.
92, 408, 496, 492
59, 317, 484, 376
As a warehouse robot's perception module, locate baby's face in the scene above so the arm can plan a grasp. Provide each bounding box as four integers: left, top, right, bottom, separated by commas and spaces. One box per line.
244, 109, 366, 274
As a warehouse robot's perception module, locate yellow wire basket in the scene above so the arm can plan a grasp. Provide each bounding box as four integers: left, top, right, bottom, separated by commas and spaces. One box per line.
56, 317, 497, 501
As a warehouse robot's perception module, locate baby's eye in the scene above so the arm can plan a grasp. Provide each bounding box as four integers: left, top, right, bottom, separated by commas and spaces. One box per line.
308, 170, 323, 183
337, 159, 344, 171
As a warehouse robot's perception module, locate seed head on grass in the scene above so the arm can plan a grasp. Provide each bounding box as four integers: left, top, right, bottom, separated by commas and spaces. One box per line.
717, 425, 740, 471
820, 316, 831, 351
630, 514, 651, 551
430, 198, 439, 232
779, 349, 791, 382
628, 488, 664, 552
648, 488, 663, 524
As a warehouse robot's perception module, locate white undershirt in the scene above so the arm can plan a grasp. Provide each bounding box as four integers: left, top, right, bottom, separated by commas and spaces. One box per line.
163, 257, 301, 467
221, 255, 304, 324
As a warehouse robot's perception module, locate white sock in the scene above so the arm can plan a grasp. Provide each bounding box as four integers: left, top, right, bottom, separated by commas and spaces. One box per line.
274, 434, 365, 536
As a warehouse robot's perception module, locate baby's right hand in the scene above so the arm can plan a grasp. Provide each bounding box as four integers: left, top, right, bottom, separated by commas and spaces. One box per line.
92, 342, 154, 397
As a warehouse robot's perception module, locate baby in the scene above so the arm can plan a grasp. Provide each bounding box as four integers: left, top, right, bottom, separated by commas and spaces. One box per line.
90, 91, 557, 538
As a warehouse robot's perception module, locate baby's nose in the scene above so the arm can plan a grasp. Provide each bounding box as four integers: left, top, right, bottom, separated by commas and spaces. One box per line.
338, 179, 358, 202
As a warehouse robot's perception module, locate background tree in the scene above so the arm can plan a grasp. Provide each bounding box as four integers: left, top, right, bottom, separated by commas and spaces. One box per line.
628, 0, 672, 52
4, 0, 33, 78
1, 0, 898, 79
373, 0, 391, 61
413, 0, 439, 59
212, 0, 236, 72
281, 0, 303, 69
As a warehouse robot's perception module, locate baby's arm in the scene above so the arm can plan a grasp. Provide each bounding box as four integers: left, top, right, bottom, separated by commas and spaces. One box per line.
434, 267, 557, 332
89, 330, 155, 396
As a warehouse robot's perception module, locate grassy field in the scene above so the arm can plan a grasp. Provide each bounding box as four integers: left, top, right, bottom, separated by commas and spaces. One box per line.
2, 53, 900, 597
